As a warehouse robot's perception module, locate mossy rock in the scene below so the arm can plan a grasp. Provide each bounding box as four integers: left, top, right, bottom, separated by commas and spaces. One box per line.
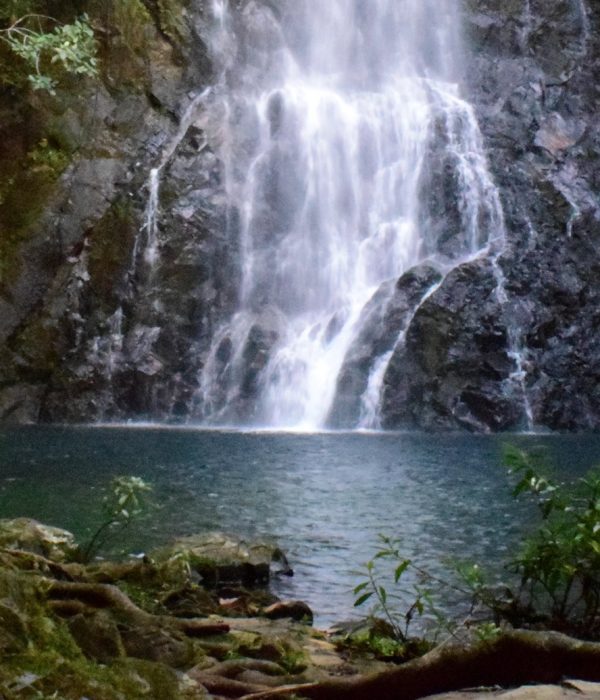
87, 198, 137, 309
119, 621, 197, 668
152, 532, 280, 588
0, 134, 72, 285
0, 518, 79, 562
155, 0, 188, 42
0, 567, 197, 699
67, 611, 126, 663
10, 316, 62, 378
111, 657, 195, 700
229, 629, 309, 674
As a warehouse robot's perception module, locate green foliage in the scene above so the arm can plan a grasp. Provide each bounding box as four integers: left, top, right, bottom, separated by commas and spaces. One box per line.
473, 621, 502, 643
274, 643, 309, 674
27, 137, 69, 174
353, 535, 432, 647
335, 617, 432, 663
112, 0, 152, 52
0, 13, 98, 93
0, 1, 39, 19
503, 446, 600, 636
0, 136, 67, 283
82, 476, 153, 563
353, 448, 600, 652
156, 0, 186, 41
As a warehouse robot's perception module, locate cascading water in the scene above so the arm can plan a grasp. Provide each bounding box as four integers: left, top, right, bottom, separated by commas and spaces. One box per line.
134, 88, 212, 272
197, 0, 507, 429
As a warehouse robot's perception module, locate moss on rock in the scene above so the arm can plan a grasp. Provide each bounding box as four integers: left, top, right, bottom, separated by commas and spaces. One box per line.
87, 198, 136, 309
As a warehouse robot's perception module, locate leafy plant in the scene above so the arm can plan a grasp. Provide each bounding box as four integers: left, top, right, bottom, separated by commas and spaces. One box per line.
352, 448, 600, 656
473, 621, 501, 643
0, 12, 97, 93
502, 445, 600, 636
82, 476, 153, 563
353, 535, 432, 647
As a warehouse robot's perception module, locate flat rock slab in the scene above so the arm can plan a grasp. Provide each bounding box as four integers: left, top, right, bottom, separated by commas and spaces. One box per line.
426, 681, 600, 700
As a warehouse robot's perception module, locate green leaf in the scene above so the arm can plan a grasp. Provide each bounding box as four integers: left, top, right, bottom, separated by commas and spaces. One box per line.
394, 560, 410, 583
354, 592, 374, 607
374, 550, 392, 559
353, 581, 369, 595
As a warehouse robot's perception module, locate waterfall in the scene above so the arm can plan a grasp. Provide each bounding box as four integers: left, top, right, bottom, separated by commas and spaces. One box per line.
134, 88, 212, 273
197, 0, 506, 429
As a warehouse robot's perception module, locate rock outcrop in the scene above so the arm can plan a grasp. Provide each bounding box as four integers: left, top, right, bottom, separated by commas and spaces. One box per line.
378, 0, 600, 431
0, 0, 599, 431
0, 0, 236, 423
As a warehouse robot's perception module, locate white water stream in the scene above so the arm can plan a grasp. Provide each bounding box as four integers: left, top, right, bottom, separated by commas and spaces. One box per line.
197, 0, 511, 429
135, 88, 212, 270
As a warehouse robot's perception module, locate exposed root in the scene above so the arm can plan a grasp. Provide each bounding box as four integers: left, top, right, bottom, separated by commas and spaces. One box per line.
240, 630, 600, 700
0, 548, 77, 579
193, 672, 271, 697
47, 581, 230, 636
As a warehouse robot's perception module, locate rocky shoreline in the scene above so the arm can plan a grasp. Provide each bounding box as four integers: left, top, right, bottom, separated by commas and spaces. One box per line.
0, 518, 392, 699
1, 518, 600, 700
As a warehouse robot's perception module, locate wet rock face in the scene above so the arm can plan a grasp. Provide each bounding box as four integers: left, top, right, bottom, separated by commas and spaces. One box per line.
380, 260, 522, 432
1, 0, 600, 431
0, 4, 237, 423
378, 0, 600, 431
327, 264, 442, 428
458, 0, 600, 431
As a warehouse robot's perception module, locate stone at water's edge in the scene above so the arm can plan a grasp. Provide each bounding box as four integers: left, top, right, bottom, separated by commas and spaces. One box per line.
152, 532, 292, 587
381, 259, 522, 431
1, 519, 600, 700
263, 600, 314, 624
0, 517, 291, 590
426, 681, 600, 700
0, 518, 79, 562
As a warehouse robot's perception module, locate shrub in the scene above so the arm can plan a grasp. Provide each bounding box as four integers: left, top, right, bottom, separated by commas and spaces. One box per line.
82, 476, 153, 563
502, 445, 600, 636
0, 11, 98, 93
353, 446, 600, 657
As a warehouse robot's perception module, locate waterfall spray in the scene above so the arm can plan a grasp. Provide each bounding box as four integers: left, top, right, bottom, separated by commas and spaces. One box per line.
197, 0, 515, 430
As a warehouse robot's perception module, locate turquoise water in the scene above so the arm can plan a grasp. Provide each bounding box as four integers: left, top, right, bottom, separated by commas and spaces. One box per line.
0, 426, 599, 626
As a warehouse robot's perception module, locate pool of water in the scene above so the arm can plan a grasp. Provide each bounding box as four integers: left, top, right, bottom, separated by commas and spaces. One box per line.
0, 426, 599, 626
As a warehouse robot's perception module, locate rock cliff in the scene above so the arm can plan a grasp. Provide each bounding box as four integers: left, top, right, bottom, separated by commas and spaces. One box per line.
0, 0, 598, 431
381, 0, 600, 431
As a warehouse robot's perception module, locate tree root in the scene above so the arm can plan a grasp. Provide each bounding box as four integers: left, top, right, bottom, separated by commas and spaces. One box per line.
240, 630, 600, 700
47, 581, 230, 636
192, 672, 271, 697
0, 547, 78, 579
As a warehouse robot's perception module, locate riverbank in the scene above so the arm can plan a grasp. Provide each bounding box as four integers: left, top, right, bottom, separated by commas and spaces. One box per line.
2, 518, 600, 700
0, 518, 394, 699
